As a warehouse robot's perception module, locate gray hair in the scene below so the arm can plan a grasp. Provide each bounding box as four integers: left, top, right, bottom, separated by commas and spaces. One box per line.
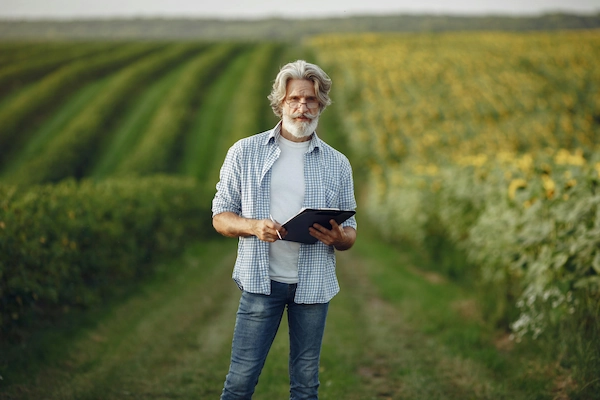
268, 60, 332, 118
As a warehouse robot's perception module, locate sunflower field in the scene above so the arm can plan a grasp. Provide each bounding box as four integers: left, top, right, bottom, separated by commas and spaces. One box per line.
309, 30, 600, 383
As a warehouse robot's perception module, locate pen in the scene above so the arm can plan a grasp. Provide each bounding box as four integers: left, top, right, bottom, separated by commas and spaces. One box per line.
269, 214, 283, 240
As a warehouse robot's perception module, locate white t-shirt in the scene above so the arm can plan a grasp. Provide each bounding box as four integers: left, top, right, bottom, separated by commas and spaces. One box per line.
269, 135, 310, 283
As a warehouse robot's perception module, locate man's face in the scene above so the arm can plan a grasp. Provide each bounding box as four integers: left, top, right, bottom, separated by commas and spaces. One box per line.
281, 79, 320, 140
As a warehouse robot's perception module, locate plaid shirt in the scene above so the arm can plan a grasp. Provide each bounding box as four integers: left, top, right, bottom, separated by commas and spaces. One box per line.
212, 122, 357, 304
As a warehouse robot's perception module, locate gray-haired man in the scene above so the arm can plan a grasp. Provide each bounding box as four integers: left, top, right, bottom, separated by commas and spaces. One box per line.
212, 60, 357, 399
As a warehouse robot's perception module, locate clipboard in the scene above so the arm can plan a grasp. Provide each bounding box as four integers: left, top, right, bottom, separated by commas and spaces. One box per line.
281, 208, 356, 244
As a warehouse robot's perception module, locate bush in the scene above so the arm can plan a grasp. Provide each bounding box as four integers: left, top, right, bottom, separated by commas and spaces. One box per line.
360, 154, 600, 395
0, 175, 216, 339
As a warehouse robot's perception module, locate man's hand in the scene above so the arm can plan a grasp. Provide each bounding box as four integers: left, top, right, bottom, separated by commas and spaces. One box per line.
251, 219, 287, 243
309, 219, 356, 250
213, 212, 286, 242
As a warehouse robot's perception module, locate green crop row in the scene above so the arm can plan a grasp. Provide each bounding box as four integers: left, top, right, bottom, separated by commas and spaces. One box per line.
117, 43, 241, 176
0, 175, 215, 338
0, 42, 80, 68
89, 60, 190, 179
8, 43, 205, 185
0, 41, 287, 341
227, 43, 281, 142
0, 42, 122, 98
202, 43, 282, 190
0, 42, 163, 164
179, 45, 258, 179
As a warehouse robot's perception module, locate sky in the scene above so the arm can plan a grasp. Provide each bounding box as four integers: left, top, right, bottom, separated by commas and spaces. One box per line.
1, 0, 598, 20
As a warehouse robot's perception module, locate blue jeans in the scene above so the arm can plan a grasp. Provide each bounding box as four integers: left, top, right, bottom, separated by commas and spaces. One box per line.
221, 280, 329, 400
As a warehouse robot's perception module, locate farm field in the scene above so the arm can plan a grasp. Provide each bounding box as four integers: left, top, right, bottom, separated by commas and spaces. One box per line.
1, 30, 599, 398
309, 31, 600, 396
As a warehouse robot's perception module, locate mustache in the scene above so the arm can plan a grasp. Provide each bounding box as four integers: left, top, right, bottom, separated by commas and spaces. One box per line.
290, 111, 319, 120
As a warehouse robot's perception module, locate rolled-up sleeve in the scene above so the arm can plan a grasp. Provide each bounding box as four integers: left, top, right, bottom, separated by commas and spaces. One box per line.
212, 142, 242, 217
339, 158, 358, 230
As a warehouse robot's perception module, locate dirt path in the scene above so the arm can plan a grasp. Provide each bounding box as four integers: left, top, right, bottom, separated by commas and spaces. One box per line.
333, 247, 502, 399
1, 238, 557, 399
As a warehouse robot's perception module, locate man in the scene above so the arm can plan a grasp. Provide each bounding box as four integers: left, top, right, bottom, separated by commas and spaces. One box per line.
212, 59, 357, 400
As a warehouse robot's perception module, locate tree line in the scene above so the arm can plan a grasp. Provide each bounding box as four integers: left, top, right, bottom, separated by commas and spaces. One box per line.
0, 12, 599, 40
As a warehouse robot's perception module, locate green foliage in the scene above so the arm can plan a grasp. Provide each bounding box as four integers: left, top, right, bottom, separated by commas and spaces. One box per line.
224, 43, 281, 141
90, 61, 187, 179
117, 43, 240, 175
0, 42, 119, 98
0, 42, 162, 164
0, 42, 79, 68
0, 78, 109, 179
202, 43, 282, 188
0, 176, 216, 339
179, 45, 258, 179
354, 154, 600, 395
0, 41, 291, 341
8, 43, 203, 184
310, 31, 600, 395
0, 37, 588, 397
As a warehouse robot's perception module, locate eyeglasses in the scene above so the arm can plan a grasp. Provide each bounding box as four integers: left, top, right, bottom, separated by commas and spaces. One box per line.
285, 99, 320, 110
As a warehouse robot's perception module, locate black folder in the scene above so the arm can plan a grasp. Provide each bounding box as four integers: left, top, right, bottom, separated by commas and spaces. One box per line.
281, 208, 356, 244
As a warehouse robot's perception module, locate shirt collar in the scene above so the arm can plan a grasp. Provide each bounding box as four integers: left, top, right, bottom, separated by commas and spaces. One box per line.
265, 121, 321, 153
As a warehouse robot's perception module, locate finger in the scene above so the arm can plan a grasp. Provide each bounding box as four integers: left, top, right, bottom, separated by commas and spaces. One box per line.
309, 226, 323, 235
266, 220, 278, 230
329, 220, 342, 236
309, 226, 334, 244
311, 226, 332, 242
308, 226, 324, 239
312, 223, 327, 232
265, 220, 279, 235
313, 221, 339, 236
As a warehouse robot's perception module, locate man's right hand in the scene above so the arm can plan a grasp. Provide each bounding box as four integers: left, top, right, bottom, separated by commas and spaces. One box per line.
213, 212, 286, 242
251, 219, 286, 243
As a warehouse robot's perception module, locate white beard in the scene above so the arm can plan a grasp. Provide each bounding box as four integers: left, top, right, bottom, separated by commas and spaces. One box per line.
282, 112, 319, 139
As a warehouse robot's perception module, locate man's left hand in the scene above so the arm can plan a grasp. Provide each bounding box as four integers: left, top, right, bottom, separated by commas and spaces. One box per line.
309, 219, 356, 250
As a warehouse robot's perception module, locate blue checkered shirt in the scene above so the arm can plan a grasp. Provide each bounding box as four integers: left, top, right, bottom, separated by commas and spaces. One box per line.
212, 123, 357, 304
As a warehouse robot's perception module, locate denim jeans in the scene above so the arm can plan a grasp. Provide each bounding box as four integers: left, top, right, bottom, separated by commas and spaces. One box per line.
220, 280, 329, 400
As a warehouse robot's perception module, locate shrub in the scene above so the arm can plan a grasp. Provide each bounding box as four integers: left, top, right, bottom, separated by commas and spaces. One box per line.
0, 175, 216, 338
